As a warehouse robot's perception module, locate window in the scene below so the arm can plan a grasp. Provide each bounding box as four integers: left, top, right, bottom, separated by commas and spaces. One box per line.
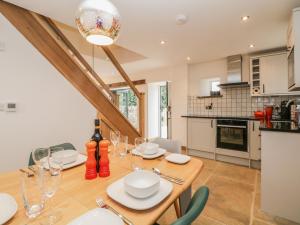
211, 80, 220, 92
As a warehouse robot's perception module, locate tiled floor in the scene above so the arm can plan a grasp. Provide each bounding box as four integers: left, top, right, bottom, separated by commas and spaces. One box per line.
157, 157, 300, 225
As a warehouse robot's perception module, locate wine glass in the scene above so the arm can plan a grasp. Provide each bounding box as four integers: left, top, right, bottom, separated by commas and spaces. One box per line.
118, 135, 128, 158
131, 137, 146, 171
135, 137, 146, 154
110, 130, 120, 156
21, 173, 44, 219
41, 155, 63, 224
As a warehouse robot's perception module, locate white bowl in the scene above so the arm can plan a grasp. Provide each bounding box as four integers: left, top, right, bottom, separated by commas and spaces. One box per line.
138, 142, 159, 155
52, 150, 78, 165
124, 171, 160, 198
0, 193, 18, 225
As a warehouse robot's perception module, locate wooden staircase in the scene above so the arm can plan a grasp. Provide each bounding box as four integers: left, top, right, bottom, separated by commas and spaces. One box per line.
0, 1, 144, 143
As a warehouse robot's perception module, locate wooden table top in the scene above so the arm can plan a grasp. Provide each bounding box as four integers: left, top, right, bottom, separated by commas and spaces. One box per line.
0, 152, 203, 225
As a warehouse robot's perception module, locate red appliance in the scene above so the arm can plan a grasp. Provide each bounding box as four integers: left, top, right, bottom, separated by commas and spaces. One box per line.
264, 106, 273, 121
254, 111, 264, 119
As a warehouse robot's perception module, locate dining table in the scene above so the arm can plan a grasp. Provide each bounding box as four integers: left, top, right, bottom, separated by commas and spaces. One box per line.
0, 148, 203, 225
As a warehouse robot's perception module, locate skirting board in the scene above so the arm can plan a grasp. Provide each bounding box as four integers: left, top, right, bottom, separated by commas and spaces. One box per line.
188, 149, 215, 160
188, 148, 260, 169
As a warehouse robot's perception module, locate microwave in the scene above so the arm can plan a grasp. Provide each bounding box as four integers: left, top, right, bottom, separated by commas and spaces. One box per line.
288, 47, 295, 89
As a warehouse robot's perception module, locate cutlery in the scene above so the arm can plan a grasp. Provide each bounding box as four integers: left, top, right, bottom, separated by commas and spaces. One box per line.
19, 169, 34, 177
28, 166, 36, 174
96, 197, 134, 225
152, 168, 184, 184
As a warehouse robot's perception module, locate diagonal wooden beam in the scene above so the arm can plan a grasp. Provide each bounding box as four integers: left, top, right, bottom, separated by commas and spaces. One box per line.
43, 18, 116, 102
102, 46, 141, 99
0, 1, 141, 143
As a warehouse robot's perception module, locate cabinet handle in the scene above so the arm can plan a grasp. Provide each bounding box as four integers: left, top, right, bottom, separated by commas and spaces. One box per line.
263, 84, 265, 93
258, 148, 261, 151
211, 120, 213, 128
252, 122, 255, 131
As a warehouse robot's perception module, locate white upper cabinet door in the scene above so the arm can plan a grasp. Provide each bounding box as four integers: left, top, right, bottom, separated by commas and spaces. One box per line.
187, 118, 215, 152
260, 53, 288, 95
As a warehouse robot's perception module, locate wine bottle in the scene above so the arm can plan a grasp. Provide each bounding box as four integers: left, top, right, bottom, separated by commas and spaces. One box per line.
91, 119, 103, 173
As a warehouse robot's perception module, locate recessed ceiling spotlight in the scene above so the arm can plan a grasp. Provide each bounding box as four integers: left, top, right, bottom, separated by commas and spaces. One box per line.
249, 44, 255, 48
160, 40, 166, 45
241, 16, 250, 22
186, 56, 191, 61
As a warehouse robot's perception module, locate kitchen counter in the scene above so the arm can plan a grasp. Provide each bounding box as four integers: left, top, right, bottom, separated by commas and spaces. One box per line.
182, 115, 260, 121
259, 121, 300, 133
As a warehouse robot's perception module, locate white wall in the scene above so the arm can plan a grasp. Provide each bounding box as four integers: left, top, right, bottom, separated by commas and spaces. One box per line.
147, 84, 160, 138
188, 56, 250, 96
0, 15, 96, 172
188, 59, 227, 96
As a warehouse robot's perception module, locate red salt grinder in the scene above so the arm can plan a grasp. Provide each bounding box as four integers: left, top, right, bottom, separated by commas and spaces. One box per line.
99, 140, 110, 177
85, 141, 97, 180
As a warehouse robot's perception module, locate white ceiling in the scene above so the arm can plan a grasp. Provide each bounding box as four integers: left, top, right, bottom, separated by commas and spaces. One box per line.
3, 0, 300, 75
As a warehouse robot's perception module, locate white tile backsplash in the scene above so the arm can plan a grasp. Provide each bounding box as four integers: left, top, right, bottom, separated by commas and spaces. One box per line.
188, 87, 300, 117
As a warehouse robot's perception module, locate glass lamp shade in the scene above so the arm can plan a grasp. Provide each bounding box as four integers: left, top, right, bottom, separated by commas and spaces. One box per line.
75, 0, 121, 45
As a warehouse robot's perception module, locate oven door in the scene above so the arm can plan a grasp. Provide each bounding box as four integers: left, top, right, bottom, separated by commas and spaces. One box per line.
217, 124, 248, 152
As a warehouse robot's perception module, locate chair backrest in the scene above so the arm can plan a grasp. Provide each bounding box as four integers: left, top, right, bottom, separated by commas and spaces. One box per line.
171, 186, 209, 225
28, 143, 76, 166
150, 138, 181, 153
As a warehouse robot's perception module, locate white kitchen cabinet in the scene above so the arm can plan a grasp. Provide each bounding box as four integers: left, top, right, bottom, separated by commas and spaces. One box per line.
187, 118, 215, 152
249, 121, 261, 160
288, 7, 300, 91
250, 52, 288, 96
260, 53, 288, 94
261, 131, 300, 223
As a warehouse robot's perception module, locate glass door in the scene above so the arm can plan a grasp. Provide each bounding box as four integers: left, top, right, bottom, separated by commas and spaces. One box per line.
159, 84, 168, 138
113, 88, 138, 129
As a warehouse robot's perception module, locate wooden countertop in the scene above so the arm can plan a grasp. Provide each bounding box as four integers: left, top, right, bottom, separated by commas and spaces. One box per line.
0, 152, 203, 225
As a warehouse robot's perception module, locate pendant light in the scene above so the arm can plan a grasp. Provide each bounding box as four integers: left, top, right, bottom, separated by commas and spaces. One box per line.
76, 0, 121, 46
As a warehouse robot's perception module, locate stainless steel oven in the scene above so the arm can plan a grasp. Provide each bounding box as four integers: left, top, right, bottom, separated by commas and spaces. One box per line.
216, 119, 248, 152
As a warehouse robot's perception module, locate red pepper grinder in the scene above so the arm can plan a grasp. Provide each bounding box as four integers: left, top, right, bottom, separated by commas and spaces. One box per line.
85, 141, 97, 180
99, 140, 110, 177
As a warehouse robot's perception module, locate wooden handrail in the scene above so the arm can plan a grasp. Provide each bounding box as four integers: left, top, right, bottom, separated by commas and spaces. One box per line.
42, 18, 116, 102
102, 46, 141, 99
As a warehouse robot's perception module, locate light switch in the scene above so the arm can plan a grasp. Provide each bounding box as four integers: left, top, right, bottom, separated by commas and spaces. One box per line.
6, 102, 17, 112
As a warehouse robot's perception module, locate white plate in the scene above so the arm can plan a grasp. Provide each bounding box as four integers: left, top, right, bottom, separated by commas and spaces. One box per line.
165, 153, 191, 164
107, 177, 173, 210
0, 193, 18, 225
132, 148, 166, 159
67, 208, 124, 225
44, 154, 87, 170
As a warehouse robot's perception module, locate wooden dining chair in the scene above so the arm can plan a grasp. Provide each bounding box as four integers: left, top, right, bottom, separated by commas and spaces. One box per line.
28, 142, 76, 166
149, 138, 181, 153
156, 186, 209, 225
149, 137, 183, 217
